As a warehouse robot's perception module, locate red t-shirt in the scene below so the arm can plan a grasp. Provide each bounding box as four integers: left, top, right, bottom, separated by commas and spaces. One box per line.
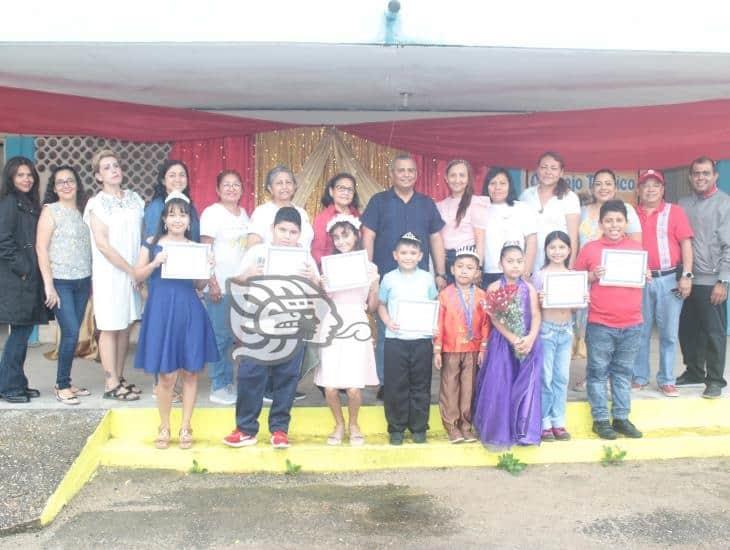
574, 237, 644, 328
636, 201, 693, 270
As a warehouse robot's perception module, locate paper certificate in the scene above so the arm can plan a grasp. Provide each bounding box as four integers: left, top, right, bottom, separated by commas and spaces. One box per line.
265, 246, 308, 276
321, 250, 369, 291
599, 249, 648, 288
395, 300, 439, 334
543, 271, 588, 308
161, 242, 210, 280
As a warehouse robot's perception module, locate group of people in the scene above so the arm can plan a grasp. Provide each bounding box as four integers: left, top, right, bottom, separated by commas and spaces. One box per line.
0, 148, 726, 451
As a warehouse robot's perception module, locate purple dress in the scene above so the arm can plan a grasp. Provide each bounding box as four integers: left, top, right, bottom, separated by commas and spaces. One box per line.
472, 278, 542, 448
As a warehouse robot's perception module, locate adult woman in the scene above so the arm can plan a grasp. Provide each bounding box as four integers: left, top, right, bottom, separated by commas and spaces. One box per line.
247, 165, 314, 250
0, 157, 49, 403
435, 159, 487, 284
481, 167, 538, 286
519, 152, 580, 271
311, 172, 360, 265
84, 148, 144, 401
200, 170, 249, 405
36, 165, 92, 405
143, 160, 200, 241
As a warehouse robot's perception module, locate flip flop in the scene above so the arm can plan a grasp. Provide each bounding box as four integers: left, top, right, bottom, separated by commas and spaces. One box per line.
349, 433, 365, 446
326, 428, 344, 446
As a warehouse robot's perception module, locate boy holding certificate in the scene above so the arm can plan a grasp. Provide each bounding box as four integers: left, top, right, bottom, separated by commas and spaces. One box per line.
433, 246, 491, 443
378, 233, 438, 445
575, 200, 646, 440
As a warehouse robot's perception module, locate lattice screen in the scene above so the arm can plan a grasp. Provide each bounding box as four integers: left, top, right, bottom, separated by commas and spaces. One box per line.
34, 136, 171, 201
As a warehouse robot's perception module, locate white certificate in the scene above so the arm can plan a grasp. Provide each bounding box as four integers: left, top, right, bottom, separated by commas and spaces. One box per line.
599, 249, 648, 288
395, 300, 439, 334
321, 250, 369, 291
265, 246, 308, 276
161, 242, 210, 280
543, 271, 588, 308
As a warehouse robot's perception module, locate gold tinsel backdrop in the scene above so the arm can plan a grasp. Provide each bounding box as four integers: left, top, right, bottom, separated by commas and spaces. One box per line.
255, 127, 405, 219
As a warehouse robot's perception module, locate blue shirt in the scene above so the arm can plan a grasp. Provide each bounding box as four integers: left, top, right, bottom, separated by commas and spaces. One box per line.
143, 197, 201, 242
379, 267, 438, 340
361, 188, 444, 277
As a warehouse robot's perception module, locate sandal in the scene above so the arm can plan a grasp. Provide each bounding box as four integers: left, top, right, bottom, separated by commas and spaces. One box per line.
103, 384, 140, 401
326, 426, 345, 446
54, 387, 80, 406
349, 426, 365, 446
70, 386, 91, 396
119, 377, 142, 395
155, 427, 171, 450
179, 428, 193, 450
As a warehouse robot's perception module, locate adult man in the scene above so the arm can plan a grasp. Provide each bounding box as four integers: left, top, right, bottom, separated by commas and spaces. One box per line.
677, 157, 730, 399
632, 169, 693, 397
362, 155, 446, 395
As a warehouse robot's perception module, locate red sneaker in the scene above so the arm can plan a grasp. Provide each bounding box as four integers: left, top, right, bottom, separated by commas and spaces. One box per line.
223, 429, 257, 448
271, 431, 290, 448
659, 384, 679, 397
551, 427, 572, 441
541, 428, 555, 442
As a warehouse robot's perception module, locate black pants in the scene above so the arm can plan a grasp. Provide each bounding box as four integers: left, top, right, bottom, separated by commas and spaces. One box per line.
384, 338, 433, 434
678, 284, 727, 387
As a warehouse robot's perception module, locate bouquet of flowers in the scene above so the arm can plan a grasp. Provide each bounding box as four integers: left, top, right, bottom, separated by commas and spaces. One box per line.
482, 284, 526, 360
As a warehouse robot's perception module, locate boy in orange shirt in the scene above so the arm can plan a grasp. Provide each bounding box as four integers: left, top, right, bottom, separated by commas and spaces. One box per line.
434, 246, 491, 443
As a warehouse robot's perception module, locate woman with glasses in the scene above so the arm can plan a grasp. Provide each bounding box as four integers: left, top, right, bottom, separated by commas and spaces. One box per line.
311, 173, 361, 266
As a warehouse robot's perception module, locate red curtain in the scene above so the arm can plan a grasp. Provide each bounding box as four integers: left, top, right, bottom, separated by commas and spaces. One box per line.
170, 137, 255, 213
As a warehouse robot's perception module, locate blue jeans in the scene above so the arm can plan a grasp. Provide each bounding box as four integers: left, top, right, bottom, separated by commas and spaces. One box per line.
634, 273, 683, 386
0, 324, 34, 396
586, 322, 642, 421
53, 277, 91, 389
235, 346, 305, 436
375, 313, 385, 385
540, 320, 573, 429
205, 294, 234, 391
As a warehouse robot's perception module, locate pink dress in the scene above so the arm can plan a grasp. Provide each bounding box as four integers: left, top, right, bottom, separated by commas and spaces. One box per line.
314, 262, 379, 389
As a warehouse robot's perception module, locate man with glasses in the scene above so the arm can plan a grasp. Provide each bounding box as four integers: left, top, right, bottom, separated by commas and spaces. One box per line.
677, 157, 730, 399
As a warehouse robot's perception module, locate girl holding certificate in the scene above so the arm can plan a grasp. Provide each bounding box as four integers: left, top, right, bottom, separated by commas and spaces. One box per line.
133, 192, 219, 450
315, 214, 379, 445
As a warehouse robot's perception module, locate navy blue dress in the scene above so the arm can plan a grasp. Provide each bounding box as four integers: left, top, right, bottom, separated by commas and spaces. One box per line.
134, 242, 219, 374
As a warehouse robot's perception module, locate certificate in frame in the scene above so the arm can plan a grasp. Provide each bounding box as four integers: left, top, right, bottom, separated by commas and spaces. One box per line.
599, 249, 648, 288
161, 242, 210, 280
394, 299, 439, 334
321, 250, 370, 291
543, 271, 588, 308
265, 246, 308, 276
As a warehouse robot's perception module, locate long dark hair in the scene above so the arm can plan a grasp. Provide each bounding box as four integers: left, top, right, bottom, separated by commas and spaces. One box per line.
151, 160, 193, 203
446, 159, 474, 227
320, 172, 360, 210
537, 151, 569, 199
542, 230, 571, 268
483, 167, 518, 206
151, 197, 192, 246
43, 165, 87, 211
1, 156, 40, 208
327, 220, 363, 254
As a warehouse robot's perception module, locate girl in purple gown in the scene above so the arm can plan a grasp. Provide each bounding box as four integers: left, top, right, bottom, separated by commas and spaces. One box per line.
473, 243, 543, 448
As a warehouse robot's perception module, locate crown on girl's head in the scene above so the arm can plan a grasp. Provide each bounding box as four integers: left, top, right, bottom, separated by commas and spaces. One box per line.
454, 245, 480, 263
400, 232, 420, 243
501, 240, 522, 251
165, 190, 190, 204
325, 214, 362, 233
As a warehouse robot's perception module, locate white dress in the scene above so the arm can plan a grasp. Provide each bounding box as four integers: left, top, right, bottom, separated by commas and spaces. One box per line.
84, 190, 144, 330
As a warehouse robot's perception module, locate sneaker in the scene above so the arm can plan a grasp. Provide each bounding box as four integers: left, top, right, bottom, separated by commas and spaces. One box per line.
702, 385, 722, 399
223, 429, 257, 448
659, 384, 679, 397
210, 384, 237, 405
592, 420, 618, 440
293, 392, 307, 401
676, 372, 705, 387
412, 431, 427, 444
447, 429, 464, 444
552, 427, 571, 441
271, 431, 290, 448
612, 418, 643, 438
461, 428, 478, 443
541, 428, 556, 442
389, 432, 404, 446
631, 382, 648, 391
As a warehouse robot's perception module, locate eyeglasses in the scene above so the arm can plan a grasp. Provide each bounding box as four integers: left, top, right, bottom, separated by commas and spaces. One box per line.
55, 179, 77, 187
690, 170, 713, 178
220, 182, 242, 190
334, 185, 355, 194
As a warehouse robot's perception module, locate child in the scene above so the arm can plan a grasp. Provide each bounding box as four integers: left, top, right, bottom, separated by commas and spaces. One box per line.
134, 191, 219, 450
378, 232, 438, 445
574, 200, 645, 440
472, 243, 542, 448
433, 245, 491, 443
533, 231, 577, 442
223, 206, 320, 449
315, 214, 380, 446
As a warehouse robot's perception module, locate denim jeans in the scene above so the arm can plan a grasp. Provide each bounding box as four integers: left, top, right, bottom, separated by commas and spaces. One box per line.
0, 324, 34, 396
53, 277, 91, 389
586, 322, 642, 421
540, 320, 573, 429
235, 346, 305, 436
205, 293, 234, 391
634, 273, 683, 386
